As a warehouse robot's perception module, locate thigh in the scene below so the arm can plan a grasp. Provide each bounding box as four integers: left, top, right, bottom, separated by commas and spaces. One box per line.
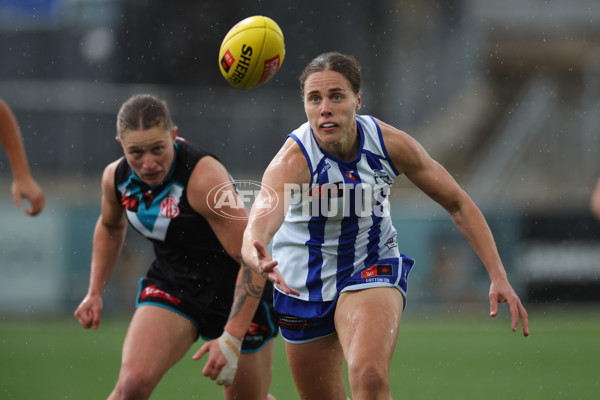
284, 334, 347, 400
225, 340, 275, 400
334, 287, 403, 371
120, 305, 197, 383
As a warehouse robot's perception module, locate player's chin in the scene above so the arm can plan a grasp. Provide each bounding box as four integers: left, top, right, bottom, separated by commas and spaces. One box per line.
141, 173, 163, 185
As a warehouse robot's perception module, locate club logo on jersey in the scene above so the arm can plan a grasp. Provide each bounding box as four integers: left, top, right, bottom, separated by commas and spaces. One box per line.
361, 264, 393, 279
374, 169, 393, 185
141, 285, 182, 305
121, 194, 140, 212
384, 236, 398, 249
159, 196, 180, 218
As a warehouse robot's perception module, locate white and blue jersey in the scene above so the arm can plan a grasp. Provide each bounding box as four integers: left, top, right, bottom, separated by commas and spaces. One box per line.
272, 115, 414, 342
272, 115, 414, 306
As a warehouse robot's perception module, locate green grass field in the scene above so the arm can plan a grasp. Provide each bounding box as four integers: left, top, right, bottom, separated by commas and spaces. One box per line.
1, 306, 599, 399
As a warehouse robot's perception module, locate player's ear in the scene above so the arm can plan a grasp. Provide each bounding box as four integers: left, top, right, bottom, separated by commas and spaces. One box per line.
171, 126, 178, 140
115, 136, 122, 145
356, 92, 362, 111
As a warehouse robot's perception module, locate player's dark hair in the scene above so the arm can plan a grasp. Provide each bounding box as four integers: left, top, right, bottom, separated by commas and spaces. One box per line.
117, 94, 173, 138
299, 52, 362, 96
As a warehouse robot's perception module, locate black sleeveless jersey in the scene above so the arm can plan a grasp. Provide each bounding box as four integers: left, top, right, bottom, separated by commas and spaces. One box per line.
113, 138, 240, 305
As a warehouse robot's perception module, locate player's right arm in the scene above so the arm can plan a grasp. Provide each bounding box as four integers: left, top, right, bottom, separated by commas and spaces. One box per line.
74, 160, 128, 330
241, 138, 307, 295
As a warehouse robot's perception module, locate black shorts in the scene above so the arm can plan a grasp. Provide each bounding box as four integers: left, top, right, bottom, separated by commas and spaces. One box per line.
136, 277, 278, 353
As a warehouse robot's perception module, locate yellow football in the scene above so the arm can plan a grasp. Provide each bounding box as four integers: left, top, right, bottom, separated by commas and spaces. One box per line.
218, 15, 285, 89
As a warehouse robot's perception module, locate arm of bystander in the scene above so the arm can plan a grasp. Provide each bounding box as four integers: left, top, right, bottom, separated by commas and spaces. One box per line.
0, 98, 45, 215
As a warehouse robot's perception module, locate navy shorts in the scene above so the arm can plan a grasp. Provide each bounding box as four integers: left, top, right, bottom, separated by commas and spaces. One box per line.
275, 255, 414, 343
136, 278, 278, 353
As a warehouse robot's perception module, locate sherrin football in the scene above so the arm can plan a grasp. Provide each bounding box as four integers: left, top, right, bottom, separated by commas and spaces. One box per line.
218, 15, 285, 89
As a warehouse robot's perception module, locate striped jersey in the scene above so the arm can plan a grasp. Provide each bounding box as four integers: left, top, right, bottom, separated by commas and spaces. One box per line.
272, 115, 401, 302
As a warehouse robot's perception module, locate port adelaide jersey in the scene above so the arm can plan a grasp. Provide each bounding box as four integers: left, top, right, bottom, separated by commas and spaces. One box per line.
113, 138, 239, 290
272, 115, 401, 302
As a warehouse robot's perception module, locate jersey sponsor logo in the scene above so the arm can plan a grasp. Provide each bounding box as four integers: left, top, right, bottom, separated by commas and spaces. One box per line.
141, 285, 182, 305
345, 171, 357, 180
159, 196, 180, 218
361, 264, 393, 279
318, 162, 331, 177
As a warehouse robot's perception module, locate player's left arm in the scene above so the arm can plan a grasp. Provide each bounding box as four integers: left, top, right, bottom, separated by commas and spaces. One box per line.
377, 118, 529, 336
187, 155, 266, 384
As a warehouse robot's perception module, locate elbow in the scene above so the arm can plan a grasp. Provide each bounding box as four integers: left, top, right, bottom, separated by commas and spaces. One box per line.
100, 219, 127, 239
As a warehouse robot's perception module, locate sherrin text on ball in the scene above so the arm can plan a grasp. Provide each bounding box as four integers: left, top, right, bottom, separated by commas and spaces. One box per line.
218, 15, 285, 89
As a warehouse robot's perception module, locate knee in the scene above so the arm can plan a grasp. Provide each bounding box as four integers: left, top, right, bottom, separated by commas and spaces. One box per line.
348, 363, 388, 394
113, 370, 155, 400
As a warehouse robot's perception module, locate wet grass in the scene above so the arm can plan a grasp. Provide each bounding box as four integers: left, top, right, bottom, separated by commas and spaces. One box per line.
1, 306, 598, 399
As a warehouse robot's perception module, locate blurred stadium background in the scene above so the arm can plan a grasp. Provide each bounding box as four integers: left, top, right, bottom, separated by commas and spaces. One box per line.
1, 0, 600, 398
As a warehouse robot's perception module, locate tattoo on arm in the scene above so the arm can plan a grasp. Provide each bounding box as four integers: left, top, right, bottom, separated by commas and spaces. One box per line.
229, 259, 264, 320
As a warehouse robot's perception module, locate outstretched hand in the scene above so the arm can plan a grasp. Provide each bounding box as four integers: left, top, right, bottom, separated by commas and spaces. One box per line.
489, 279, 529, 336
193, 331, 241, 386
253, 240, 299, 296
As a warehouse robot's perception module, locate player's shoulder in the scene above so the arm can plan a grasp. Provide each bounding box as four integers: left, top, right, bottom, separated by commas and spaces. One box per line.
99, 159, 124, 204
188, 155, 231, 197
373, 118, 419, 151
174, 137, 213, 165
102, 158, 123, 183
193, 154, 227, 178
263, 137, 311, 186
372, 117, 429, 173
280, 136, 310, 167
